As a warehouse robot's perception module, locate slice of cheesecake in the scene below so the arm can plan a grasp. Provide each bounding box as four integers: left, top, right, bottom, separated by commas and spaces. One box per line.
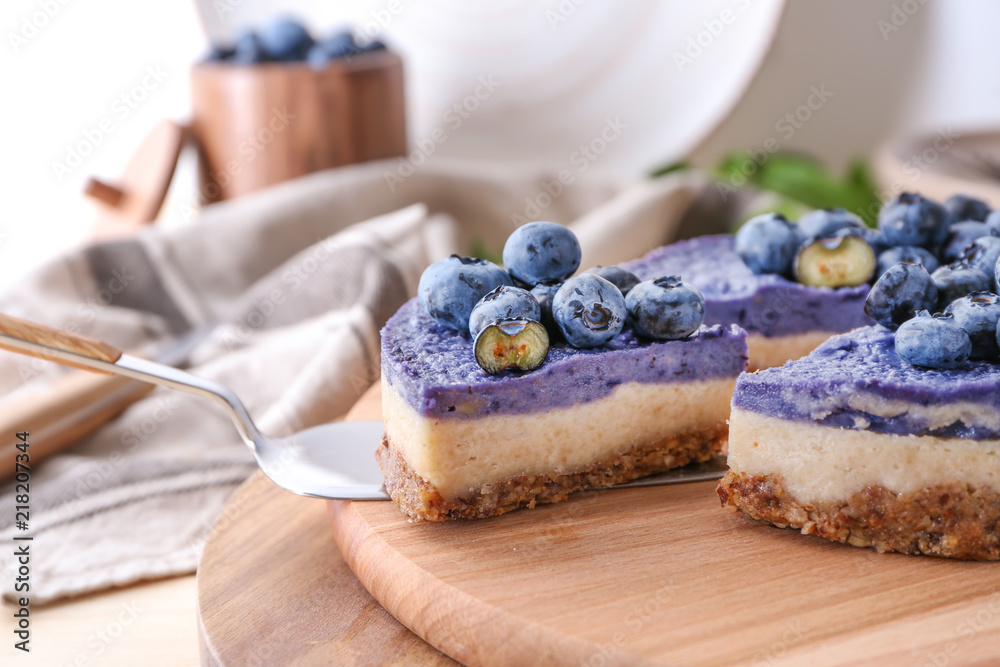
624, 235, 873, 369
719, 326, 1000, 560
379, 299, 748, 521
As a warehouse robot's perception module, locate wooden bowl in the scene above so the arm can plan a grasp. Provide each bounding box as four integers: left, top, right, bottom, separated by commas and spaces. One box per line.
190, 50, 407, 202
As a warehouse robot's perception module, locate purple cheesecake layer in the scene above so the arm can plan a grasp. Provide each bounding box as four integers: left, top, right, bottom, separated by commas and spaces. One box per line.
623, 235, 873, 337
382, 298, 748, 420
734, 325, 1000, 440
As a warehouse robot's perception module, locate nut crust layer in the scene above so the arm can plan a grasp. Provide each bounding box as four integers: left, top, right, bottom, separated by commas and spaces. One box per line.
378, 426, 727, 521
718, 471, 1000, 560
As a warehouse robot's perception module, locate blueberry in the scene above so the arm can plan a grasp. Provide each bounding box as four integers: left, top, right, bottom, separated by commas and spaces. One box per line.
359, 38, 387, 52
940, 221, 989, 263
552, 274, 625, 348
859, 226, 890, 256
625, 276, 706, 340
878, 192, 951, 248
232, 30, 270, 64
931, 264, 991, 311
876, 246, 939, 279
503, 222, 582, 286
944, 292, 1000, 360
417, 255, 513, 331
793, 235, 875, 288
583, 266, 640, 295
797, 208, 865, 241
259, 18, 315, 61
473, 319, 549, 374
204, 43, 235, 62
306, 30, 360, 68
864, 263, 938, 330
894, 311, 971, 370
735, 213, 802, 275
945, 193, 991, 222
960, 236, 1000, 283
468, 285, 541, 337
529, 281, 562, 334
986, 209, 1000, 236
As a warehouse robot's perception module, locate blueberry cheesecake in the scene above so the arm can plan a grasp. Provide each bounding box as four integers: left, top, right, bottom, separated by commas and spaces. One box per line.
719, 252, 1000, 559
623, 225, 874, 370
379, 222, 748, 521
626, 192, 1000, 370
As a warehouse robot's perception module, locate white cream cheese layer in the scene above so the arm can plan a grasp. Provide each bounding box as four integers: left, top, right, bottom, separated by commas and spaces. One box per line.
746, 331, 837, 370
728, 407, 1000, 504
383, 377, 735, 498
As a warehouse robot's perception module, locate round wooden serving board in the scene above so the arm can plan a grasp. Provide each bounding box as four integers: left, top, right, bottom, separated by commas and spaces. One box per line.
201, 387, 1000, 666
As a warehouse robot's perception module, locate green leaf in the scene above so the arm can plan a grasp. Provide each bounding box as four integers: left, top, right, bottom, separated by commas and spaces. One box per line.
471, 237, 504, 267
713, 151, 881, 226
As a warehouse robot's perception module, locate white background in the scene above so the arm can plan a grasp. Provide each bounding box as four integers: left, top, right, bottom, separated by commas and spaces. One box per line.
1, 0, 997, 290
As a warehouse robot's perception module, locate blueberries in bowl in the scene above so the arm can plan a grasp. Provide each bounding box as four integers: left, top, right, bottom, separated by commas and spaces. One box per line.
418, 255, 513, 331
895, 311, 971, 370
864, 262, 938, 331
552, 274, 625, 348
625, 276, 706, 340
504, 221, 582, 286
468, 285, 541, 337
259, 18, 315, 61
307, 30, 362, 68
876, 246, 939, 279
878, 192, 951, 248
735, 213, 801, 276
944, 293, 1000, 360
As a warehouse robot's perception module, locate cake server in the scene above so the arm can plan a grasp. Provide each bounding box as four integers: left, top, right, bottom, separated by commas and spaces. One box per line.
0, 312, 727, 501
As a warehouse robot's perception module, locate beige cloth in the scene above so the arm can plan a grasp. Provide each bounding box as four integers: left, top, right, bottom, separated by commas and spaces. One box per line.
0, 158, 736, 604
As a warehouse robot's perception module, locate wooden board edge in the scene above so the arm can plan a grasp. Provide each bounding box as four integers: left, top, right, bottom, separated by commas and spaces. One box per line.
326, 499, 633, 667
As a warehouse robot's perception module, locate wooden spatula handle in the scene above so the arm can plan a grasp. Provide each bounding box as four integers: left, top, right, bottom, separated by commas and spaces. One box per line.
0, 312, 123, 366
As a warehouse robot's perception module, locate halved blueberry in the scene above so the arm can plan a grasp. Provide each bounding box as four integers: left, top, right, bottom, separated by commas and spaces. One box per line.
473, 319, 549, 374
793, 235, 875, 288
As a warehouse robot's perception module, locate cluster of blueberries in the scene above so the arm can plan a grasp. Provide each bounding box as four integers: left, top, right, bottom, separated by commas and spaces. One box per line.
739, 190, 1000, 370
204, 18, 386, 67
418, 222, 706, 374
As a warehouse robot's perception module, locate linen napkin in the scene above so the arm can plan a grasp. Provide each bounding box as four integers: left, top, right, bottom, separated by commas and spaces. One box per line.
0, 158, 736, 604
